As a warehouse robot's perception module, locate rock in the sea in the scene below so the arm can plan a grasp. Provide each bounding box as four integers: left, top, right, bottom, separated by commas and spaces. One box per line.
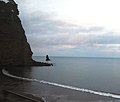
0, 0, 51, 66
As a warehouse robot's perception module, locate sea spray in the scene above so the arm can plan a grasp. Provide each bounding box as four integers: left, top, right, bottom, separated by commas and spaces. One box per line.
2, 68, 120, 99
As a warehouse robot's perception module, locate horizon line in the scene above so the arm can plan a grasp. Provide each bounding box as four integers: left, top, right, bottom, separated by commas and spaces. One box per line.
32, 56, 120, 59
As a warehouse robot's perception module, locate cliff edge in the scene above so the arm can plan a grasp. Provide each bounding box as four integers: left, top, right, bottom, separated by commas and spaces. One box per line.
0, 0, 51, 66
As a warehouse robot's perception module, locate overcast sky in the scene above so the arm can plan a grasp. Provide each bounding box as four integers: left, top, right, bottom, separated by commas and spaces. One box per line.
14, 0, 120, 57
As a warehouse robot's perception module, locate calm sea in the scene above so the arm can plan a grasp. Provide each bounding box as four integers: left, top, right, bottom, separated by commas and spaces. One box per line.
3, 56, 120, 98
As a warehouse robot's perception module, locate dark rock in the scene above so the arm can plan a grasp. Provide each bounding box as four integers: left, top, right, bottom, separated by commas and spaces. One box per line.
0, 0, 51, 66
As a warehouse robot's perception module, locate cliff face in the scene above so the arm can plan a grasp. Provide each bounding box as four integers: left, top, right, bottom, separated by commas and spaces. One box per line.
0, 0, 34, 65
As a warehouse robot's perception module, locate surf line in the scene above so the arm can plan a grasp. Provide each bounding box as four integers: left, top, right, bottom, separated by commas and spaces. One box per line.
2, 68, 120, 99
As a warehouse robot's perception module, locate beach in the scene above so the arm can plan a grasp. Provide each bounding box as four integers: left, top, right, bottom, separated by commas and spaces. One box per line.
0, 67, 119, 102
1, 1, 120, 102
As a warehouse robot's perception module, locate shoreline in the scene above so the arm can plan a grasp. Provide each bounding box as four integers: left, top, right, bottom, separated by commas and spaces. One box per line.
0, 67, 120, 102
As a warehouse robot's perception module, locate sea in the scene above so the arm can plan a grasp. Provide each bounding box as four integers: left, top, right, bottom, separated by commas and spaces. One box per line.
2, 56, 120, 99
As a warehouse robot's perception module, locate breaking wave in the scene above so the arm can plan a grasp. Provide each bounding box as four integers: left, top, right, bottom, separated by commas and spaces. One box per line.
2, 68, 120, 99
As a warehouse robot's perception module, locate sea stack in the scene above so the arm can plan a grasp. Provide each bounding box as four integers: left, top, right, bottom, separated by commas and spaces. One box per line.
0, 0, 51, 66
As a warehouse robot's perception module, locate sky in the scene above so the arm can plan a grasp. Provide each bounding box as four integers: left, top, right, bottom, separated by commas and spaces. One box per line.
14, 0, 120, 57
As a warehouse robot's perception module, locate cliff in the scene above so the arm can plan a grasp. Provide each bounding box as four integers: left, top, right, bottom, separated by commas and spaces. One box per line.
0, 0, 52, 66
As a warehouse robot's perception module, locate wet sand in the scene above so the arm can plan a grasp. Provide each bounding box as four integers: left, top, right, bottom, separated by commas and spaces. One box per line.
0, 68, 120, 102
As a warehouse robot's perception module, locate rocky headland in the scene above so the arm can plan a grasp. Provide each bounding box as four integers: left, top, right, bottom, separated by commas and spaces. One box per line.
0, 0, 52, 66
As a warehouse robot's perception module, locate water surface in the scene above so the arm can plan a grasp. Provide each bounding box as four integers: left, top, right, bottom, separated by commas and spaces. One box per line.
31, 57, 120, 94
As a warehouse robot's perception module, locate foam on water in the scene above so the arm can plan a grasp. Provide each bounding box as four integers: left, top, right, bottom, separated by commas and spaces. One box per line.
2, 68, 120, 99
